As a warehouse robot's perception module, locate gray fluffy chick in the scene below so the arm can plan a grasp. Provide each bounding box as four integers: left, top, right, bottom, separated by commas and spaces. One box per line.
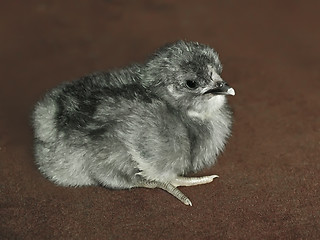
32, 40, 235, 206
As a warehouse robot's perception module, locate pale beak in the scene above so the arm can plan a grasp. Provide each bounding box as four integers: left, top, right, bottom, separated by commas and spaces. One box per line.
203, 81, 235, 96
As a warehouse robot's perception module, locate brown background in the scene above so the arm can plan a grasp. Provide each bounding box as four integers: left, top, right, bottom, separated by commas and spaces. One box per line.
1, 1, 320, 239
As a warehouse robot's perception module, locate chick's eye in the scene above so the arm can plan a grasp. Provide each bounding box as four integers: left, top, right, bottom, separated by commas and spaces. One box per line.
186, 80, 198, 89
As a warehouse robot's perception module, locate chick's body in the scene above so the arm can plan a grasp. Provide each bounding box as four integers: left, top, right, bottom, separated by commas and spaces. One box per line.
32, 41, 234, 205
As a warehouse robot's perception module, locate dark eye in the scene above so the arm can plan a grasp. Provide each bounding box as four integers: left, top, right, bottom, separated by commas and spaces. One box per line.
186, 80, 198, 89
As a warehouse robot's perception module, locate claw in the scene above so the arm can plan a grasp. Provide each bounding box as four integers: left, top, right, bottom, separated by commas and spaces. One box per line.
185, 198, 192, 206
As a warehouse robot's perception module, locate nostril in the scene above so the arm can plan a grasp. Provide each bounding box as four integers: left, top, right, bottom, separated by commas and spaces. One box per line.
216, 81, 225, 88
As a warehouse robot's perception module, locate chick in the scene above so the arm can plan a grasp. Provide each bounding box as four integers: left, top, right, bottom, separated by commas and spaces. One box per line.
32, 40, 235, 206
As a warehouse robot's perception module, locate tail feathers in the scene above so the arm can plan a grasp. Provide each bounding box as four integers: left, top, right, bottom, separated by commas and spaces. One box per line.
32, 95, 59, 143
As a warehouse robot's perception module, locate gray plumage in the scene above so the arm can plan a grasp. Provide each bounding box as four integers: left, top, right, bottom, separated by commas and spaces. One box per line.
32, 40, 235, 206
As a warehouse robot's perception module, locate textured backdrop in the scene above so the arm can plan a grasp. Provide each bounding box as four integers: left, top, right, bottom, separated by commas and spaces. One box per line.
1, 1, 319, 239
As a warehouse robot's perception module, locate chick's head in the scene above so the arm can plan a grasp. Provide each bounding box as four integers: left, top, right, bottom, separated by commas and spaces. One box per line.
142, 41, 234, 111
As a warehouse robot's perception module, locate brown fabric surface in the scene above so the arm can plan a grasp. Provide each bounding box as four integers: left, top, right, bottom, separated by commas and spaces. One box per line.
1, 1, 319, 239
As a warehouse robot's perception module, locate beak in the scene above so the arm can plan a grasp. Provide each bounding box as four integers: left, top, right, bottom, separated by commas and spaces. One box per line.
203, 81, 235, 96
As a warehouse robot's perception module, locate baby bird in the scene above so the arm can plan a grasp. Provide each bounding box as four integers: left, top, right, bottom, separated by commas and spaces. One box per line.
32, 40, 235, 206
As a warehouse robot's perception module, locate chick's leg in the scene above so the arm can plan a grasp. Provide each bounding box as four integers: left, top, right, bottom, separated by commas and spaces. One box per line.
171, 175, 219, 187
138, 180, 192, 206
